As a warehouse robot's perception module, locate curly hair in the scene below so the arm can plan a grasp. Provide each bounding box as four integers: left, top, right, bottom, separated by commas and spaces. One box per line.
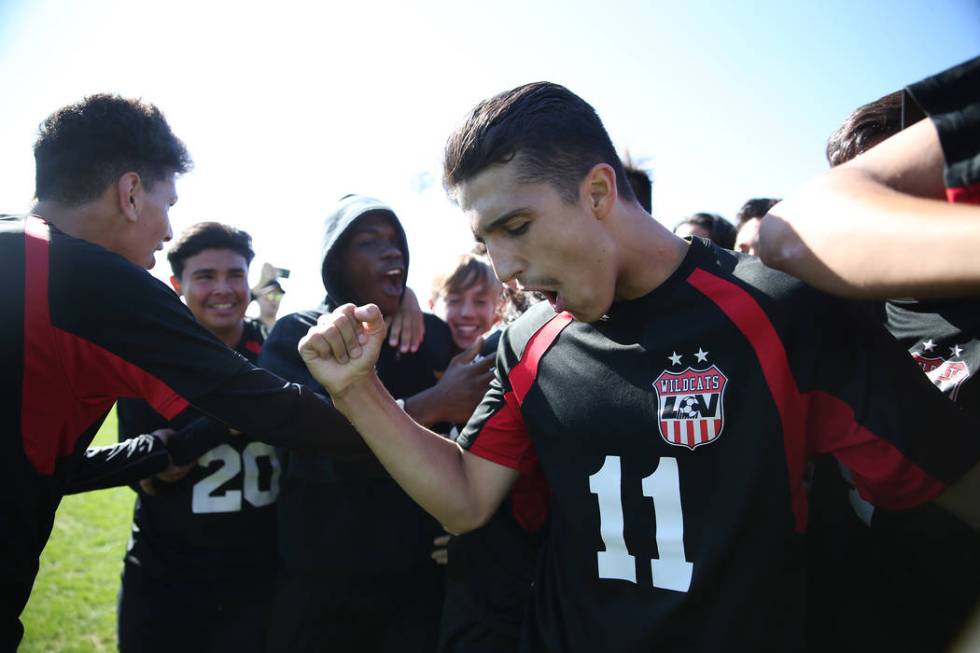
34, 94, 191, 204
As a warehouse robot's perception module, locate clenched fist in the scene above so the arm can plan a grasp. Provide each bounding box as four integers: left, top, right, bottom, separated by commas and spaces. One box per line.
299, 303, 387, 398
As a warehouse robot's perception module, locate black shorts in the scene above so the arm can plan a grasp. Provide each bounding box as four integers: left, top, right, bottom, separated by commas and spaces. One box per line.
117, 561, 274, 653
267, 566, 444, 653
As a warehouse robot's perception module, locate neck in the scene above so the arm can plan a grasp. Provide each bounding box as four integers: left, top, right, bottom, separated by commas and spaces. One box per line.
33, 199, 118, 252
212, 320, 246, 349
612, 204, 689, 302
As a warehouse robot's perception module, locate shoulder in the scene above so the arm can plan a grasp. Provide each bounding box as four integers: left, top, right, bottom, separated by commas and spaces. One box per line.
497, 301, 563, 361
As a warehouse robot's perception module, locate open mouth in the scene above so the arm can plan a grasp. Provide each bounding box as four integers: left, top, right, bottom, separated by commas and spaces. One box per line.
381, 268, 405, 296
451, 323, 482, 340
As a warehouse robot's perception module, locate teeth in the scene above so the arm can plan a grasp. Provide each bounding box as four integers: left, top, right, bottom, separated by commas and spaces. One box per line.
386, 270, 402, 277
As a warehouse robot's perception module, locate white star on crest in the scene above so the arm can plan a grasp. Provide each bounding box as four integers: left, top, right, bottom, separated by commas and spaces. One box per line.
922, 339, 936, 352
668, 351, 682, 366
694, 348, 709, 362
950, 344, 964, 358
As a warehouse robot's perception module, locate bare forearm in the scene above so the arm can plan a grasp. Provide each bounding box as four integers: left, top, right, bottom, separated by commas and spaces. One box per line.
760, 169, 980, 299
334, 374, 492, 533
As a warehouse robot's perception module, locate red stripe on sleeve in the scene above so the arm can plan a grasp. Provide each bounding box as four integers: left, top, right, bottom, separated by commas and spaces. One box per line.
947, 181, 980, 205
807, 391, 945, 508
508, 312, 573, 404
21, 217, 189, 475
469, 313, 572, 473
468, 391, 539, 475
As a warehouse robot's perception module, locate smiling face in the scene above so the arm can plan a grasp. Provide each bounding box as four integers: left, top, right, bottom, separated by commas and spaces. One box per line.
437, 281, 501, 350
458, 159, 618, 323
172, 247, 250, 337
340, 212, 406, 317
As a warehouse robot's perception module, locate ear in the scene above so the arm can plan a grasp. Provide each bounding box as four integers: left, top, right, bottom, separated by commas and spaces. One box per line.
116, 172, 143, 223
583, 163, 618, 220
169, 275, 183, 295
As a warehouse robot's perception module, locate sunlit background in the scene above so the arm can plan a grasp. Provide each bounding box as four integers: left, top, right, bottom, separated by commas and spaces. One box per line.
1, 0, 978, 316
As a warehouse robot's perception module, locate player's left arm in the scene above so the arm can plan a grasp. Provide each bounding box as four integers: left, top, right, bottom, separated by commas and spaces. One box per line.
65, 417, 230, 494
759, 117, 980, 299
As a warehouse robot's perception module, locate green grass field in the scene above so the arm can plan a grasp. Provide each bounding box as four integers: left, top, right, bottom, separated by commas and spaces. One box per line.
20, 409, 134, 652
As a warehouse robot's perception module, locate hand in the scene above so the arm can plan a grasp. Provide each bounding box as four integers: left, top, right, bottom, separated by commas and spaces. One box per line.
387, 287, 425, 354
299, 303, 387, 398
428, 339, 495, 424
431, 534, 450, 566
139, 429, 196, 494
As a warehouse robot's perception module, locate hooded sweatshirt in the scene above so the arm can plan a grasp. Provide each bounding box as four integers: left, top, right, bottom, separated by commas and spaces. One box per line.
258, 195, 452, 577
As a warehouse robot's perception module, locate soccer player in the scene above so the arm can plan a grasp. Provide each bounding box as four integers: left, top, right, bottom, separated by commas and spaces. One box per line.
759, 55, 980, 298
1, 94, 368, 647
109, 222, 275, 653
767, 71, 980, 651
297, 82, 980, 652
259, 194, 494, 652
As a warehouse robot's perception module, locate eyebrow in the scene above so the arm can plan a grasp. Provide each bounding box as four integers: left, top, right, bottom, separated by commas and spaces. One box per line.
473, 207, 530, 242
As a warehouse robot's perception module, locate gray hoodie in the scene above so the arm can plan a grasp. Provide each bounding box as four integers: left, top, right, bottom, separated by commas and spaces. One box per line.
319, 194, 409, 309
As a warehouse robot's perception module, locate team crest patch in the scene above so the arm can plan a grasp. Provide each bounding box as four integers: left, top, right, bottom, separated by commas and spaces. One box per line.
912, 353, 971, 401
653, 365, 728, 450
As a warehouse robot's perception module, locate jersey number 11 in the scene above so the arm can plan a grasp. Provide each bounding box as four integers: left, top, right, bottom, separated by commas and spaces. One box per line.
589, 455, 693, 592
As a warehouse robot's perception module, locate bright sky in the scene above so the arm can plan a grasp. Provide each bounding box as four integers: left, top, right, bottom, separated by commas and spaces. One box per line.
1, 0, 977, 316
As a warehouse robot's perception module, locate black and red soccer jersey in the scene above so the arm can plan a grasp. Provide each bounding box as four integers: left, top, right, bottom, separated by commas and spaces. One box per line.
838, 55, 980, 651
0, 215, 362, 646
115, 318, 279, 582
457, 237, 980, 652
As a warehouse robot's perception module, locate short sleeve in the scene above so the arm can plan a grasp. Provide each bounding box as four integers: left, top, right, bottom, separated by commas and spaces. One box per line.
797, 295, 980, 508
458, 347, 539, 476
904, 56, 980, 203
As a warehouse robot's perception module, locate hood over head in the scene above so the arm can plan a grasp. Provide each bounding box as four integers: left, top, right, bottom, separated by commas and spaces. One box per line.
320, 194, 410, 310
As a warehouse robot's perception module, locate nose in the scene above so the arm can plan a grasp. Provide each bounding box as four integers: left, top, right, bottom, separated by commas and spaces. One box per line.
460, 300, 476, 317
381, 242, 403, 264
486, 243, 522, 285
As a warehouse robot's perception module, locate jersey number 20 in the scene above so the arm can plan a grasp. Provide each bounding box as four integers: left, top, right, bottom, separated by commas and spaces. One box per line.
192, 443, 281, 514
589, 455, 693, 592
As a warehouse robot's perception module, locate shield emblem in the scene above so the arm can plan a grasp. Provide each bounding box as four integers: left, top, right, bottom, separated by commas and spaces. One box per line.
912, 353, 971, 401
653, 365, 728, 450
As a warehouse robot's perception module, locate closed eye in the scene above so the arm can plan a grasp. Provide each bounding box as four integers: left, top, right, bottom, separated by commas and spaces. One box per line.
506, 221, 530, 236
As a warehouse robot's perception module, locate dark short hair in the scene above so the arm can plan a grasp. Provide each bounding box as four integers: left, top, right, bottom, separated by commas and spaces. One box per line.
674, 212, 737, 249
167, 222, 254, 279
734, 198, 781, 227
443, 82, 636, 205
623, 162, 652, 212
34, 94, 192, 205
826, 91, 903, 168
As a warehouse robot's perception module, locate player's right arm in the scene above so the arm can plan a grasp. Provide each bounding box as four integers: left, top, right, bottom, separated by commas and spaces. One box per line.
299, 303, 518, 534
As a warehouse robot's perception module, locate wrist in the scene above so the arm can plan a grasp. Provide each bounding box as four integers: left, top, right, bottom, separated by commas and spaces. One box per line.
332, 373, 385, 415
403, 387, 439, 426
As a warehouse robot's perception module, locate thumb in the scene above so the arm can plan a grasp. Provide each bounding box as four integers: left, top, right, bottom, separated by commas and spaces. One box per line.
453, 336, 483, 366
353, 304, 387, 337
